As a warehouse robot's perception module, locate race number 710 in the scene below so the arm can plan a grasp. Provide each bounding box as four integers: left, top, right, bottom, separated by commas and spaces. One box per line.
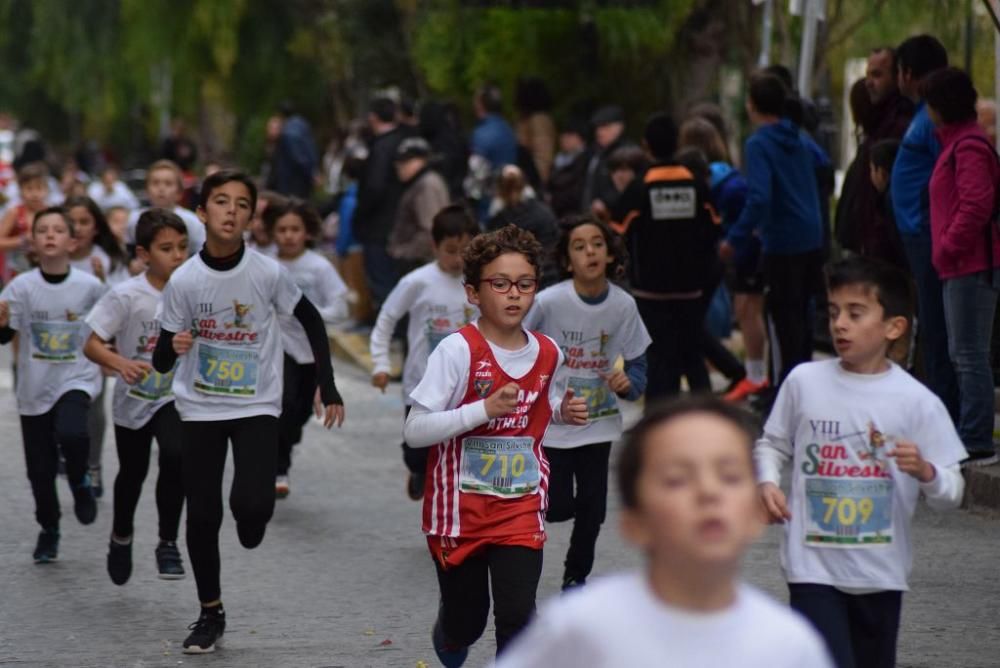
822, 497, 874, 525
479, 453, 527, 479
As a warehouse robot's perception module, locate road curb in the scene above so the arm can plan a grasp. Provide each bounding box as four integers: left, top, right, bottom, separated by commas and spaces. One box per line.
963, 464, 1000, 512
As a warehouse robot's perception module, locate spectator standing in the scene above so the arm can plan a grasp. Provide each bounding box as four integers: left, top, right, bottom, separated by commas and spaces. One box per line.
467, 84, 518, 219
389, 138, 451, 277
583, 106, 634, 218
267, 103, 319, 199
548, 119, 592, 218
419, 100, 468, 200
487, 165, 559, 288
514, 77, 557, 187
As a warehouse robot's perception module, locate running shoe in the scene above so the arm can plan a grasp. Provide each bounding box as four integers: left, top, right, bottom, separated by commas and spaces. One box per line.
183, 606, 226, 654
275, 474, 290, 499
89, 466, 103, 498
432, 619, 468, 668
155, 541, 185, 580
33, 528, 59, 564
962, 450, 999, 468
71, 474, 97, 525
407, 472, 425, 501
107, 538, 132, 585
561, 576, 586, 592
723, 378, 769, 403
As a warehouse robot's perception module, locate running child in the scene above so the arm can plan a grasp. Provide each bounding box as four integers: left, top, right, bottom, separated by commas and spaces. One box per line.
84, 209, 189, 585
247, 189, 284, 257
756, 257, 966, 668
523, 214, 651, 590
497, 397, 833, 668
126, 159, 205, 267
152, 170, 345, 654
263, 196, 349, 498
370, 203, 479, 500
403, 224, 589, 665
0, 206, 105, 563
0, 162, 50, 283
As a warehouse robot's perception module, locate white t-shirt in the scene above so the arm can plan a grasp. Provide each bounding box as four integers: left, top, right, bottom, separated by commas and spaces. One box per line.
370, 261, 476, 401
86, 180, 140, 212
524, 281, 651, 448
69, 246, 129, 286
756, 359, 967, 591
496, 572, 833, 668
126, 206, 205, 255
0, 268, 104, 415
158, 248, 302, 421
86, 273, 176, 430
277, 250, 349, 364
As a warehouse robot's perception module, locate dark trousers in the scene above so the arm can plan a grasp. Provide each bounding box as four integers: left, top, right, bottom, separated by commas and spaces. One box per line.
789, 583, 902, 668
362, 242, 399, 309
544, 442, 611, 582
278, 355, 316, 475
20, 390, 91, 529
636, 297, 709, 402
701, 264, 744, 383
762, 251, 824, 386
112, 402, 184, 542
183, 415, 279, 603
401, 405, 429, 475
434, 545, 543, 656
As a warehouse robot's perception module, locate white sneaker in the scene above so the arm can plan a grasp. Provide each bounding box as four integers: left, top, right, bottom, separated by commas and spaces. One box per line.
275, 475, 290, 499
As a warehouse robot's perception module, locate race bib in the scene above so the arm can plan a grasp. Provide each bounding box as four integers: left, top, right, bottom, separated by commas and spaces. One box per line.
569, 376, 619, 419
804, 478, 893, 547
29, 321, 82, 363
459, 436, 540, 498
194, 343, 259, 397
127, 365, 174, 402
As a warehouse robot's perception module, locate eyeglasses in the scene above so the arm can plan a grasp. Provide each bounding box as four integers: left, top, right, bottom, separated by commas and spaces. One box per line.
479, 277, 538, 294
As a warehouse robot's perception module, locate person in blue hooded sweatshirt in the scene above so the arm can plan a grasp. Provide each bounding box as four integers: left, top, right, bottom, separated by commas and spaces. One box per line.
719, 73, 824, 391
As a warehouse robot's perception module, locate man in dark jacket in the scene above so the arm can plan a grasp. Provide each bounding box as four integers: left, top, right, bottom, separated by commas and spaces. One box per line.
267, 103, 319, 198
389, 138, 450, 276
582, 105, 635, 217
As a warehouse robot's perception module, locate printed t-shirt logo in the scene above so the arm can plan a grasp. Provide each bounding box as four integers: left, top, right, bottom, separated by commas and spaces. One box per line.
225, 300, 254, 330
474, 378, 493, 397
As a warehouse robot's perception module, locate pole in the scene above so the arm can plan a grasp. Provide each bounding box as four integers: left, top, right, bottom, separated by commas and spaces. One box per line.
797, 0, 820, 95
758, 0, 774, 68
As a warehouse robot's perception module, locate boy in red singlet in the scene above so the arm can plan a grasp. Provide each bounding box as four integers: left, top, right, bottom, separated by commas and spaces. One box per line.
0, 162, 50, 283
404, 224, 588, 666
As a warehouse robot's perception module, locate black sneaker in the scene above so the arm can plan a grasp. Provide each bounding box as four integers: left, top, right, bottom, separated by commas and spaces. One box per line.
962, 450, 999, 467
183, 606, 226, 654
71, 475, 97, 525
89, 466, 103, 499
155, 541, 186, 580
107, 538, 132, 585
407, 472, 425, 501
33, 528, 59, 564
432, 619, 468, 668
561, 576, 586, 592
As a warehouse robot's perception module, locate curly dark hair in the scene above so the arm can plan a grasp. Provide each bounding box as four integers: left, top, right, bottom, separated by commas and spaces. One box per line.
262, 196, 322, 248
554, 214, 627, 282
462, 224, 542, 287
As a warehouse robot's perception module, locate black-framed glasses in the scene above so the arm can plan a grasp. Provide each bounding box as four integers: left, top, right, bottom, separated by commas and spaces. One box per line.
480, 277, 538, 294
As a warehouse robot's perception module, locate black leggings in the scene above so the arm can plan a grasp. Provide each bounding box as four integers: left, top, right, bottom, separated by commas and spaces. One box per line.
434, 545, 543, 656
544, 442, 611, 582
278, 355, 316, 475
20, 390, 91, 529
183, 415, 279, 603
112, 402, 184, 542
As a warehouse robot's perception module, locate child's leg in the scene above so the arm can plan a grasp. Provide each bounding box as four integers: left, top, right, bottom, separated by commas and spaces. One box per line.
111, 422, 154, 539
543, 446, 575, 523
182, 420, 229, 604
788, 583, 856, 668
228, 415, 279, 548
564, 441, 612, 583
277, 355, 302, 476
53, 391, 92, 486
846, 590, 902, 668
152, 403, 184, 543
87, 379, 107, 470
487, 545, 543, 655
433, 552, 491, 649
20, 411, 60, 530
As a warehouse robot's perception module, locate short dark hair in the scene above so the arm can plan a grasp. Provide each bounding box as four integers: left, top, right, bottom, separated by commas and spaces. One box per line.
462, 224, 541, 287
262, 196, 322, 247
514, 77, 552, 116
869, 138, 900, 172
432, 203, 479, 244
826, 256, 915, 326
369, 97, 397, 124
17, 161, 49, 186
198, 169, 257, 212
643, 113, 677, 160
32, 206, 74, 237
763, 64, 794, 90
687, 101, 729, 144
748, 73, 788, 117
895, 34, 948, 81
477, 83, 504, 114
922, 66, 978, 125
554, 214, 627, 281
674, 147, 710, 185
135, 208, 188, 250
618, 396, 756, 510
871, 46, 898, 78
607, 144, 649, 174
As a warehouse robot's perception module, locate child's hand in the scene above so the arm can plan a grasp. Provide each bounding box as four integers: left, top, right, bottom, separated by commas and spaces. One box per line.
172, 330, 194, 355
759, 482, 791, 524
371, 372, 389, 393
0, 300, 9, 328
117, 358, 152, 385
560, 388, 589, 425
90, 256, 106, 282
601, 370, 632, 396
888, 439, 935, 483
485, 382, 520, 418
314, 387, 345, 428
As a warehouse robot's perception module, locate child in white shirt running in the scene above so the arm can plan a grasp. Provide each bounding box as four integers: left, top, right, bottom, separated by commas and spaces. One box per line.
523, 214, 650, 590
756, 256, 967, 668
84, 209, 189, 585
0, 206, 106, 564
497, 396, 833, 668
370, 203, 479, 500
263, 196, 350, 498
125, 160, 205, 269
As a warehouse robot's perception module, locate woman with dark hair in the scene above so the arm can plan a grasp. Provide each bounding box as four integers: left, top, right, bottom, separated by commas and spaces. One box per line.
515, 77, 557, 186
926, 66, 1000, 465
419, 100, 468, 200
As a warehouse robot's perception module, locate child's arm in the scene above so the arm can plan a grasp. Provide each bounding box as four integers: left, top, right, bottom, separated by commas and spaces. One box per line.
601, 354, 647, 401
152, 281, 193, 373
369, 278, 413, 392
0, 209, 26, 252
292, 295, 344, 427
83, 332, 150, 384
756, 434, 794, 524
888, 439, 964, 510
405, 382, 518, 448
314, 262, 351, 324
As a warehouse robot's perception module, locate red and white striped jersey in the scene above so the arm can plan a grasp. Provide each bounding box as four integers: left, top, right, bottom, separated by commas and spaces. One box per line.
423, 324, 560, 539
